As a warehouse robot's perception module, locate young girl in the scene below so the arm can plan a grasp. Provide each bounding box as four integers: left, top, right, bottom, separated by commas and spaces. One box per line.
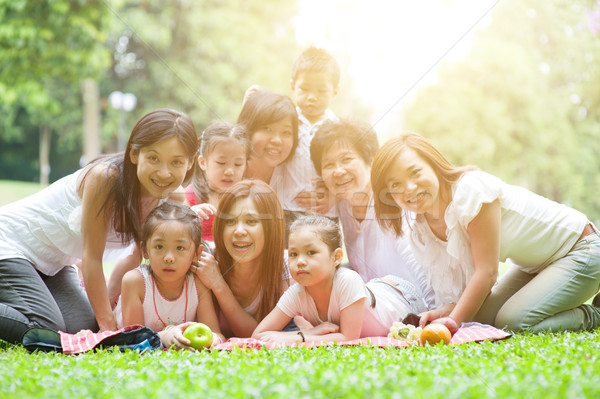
310, 119, 435, 308
192, 179, 293, 338
237, 90, 298, 185
252, 215, 428, 343
371, 132, 600, 333
0, 108, 199, 343
114, 202, 224, 349
185, 121, 250, 242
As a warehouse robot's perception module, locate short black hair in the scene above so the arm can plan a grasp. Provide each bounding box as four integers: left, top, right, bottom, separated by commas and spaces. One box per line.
310, 119, 379, 174
291, 47, 340, 86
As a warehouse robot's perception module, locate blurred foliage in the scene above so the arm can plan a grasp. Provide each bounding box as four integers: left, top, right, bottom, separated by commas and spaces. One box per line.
0, 0, 111, 179
403, 0, 600, 220
98, 0, 301, 151
0, 0, 301, 177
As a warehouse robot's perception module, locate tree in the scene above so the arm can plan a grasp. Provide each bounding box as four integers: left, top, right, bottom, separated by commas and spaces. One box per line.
403, 0, 600, 220
0, 0, 110, 183
99, 0, 301, 148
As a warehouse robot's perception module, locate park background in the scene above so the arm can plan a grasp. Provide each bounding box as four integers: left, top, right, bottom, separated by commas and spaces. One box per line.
0, 0, 599, 225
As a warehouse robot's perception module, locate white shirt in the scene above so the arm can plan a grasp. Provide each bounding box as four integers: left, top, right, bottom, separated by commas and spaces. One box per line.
337, 198, 435, 309
0, 170, 135, 276
277, 267, 413, 337
270, 108, 337, 212
410, 170, 588, 307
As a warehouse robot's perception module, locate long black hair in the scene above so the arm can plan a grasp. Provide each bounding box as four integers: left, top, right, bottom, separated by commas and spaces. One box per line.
81, 108, 199, 244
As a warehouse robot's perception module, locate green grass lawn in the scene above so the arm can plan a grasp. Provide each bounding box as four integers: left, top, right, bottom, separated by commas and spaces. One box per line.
1, 331, 600, 398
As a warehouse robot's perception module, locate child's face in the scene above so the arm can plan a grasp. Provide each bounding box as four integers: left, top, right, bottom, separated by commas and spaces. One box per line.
288, 227, 341, 288
320, 141, 371, 201
385, 148, 440, 216
222, 197, 265, 265
130, 136, 193, 199
250, 116, 295, 168
290, 71, 339, 124
199, 140, 246, 193
145, 220, 198, 282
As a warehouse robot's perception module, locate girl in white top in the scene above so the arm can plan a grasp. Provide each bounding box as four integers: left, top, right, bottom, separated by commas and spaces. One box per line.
115, 202, 224, 349
253, 215, 428, 343
0, 108, 200, 343
310, 119, 435, 308
192, 180, 293, 338
371, 132, 600, 333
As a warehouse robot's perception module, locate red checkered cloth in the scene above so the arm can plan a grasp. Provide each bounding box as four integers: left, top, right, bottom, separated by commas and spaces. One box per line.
60, 324, 146, 355
212, 322, 511, 350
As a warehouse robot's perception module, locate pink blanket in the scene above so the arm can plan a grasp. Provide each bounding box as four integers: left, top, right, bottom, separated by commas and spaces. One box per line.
213, 322, 511, 350
60, 322, 510, 354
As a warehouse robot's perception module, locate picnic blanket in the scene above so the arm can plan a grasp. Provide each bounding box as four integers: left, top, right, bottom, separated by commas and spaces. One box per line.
22, 324, 161, 354
213, 322, 511, 350
23, 322, 510, 354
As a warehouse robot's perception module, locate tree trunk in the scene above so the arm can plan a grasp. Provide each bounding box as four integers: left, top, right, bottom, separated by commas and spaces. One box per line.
39, 125, 51, 185
82, 78, 101, 166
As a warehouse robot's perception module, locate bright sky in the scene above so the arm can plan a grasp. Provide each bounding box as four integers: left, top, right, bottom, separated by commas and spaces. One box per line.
293, 0, 498, 137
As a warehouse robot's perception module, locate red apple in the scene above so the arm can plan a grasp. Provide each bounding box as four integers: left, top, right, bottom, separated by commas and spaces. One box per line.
183, 323, 213, 349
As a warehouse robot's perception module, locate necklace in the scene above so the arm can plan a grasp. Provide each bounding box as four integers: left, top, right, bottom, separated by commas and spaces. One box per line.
151, 272, 188, 328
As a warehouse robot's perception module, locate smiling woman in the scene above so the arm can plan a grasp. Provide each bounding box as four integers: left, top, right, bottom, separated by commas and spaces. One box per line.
237, 90, 299, 184
310, 119, 436, 308
370, 132, 600, 334
192, 180, 292, 338
0, 108, 199, 344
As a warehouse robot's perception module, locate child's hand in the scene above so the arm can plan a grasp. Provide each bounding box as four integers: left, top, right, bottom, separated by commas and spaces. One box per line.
305, 321, 339, 336
293, 316, 313, 330
242, 84, 262, 105
255, 331, 296, 343
191, 203, 216, 220
192, 251, 225, 291
294, 180, 336, 214
160, 323, 194, 350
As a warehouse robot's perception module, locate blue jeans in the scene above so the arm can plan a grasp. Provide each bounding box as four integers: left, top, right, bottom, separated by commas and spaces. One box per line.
475, 229, 600, 332
0, 258, 98, 343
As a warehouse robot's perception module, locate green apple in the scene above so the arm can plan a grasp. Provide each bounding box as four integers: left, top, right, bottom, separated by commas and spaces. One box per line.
183, 323, 213, 349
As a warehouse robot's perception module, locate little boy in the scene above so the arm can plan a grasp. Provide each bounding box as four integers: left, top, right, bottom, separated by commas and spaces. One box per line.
270, 47, 340, 223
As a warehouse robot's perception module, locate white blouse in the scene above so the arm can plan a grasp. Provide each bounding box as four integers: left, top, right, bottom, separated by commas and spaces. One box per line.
410, 170, 588, 307
0, 170, 135, 276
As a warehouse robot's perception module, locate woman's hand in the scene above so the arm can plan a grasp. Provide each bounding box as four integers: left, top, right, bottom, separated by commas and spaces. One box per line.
419, 303, 456, 328
191, 250, 225, 292
429, 317, 460, 335
191, 203, 216, 220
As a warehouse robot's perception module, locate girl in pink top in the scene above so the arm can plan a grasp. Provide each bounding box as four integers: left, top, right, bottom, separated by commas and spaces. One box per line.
185, 121, 251, 242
